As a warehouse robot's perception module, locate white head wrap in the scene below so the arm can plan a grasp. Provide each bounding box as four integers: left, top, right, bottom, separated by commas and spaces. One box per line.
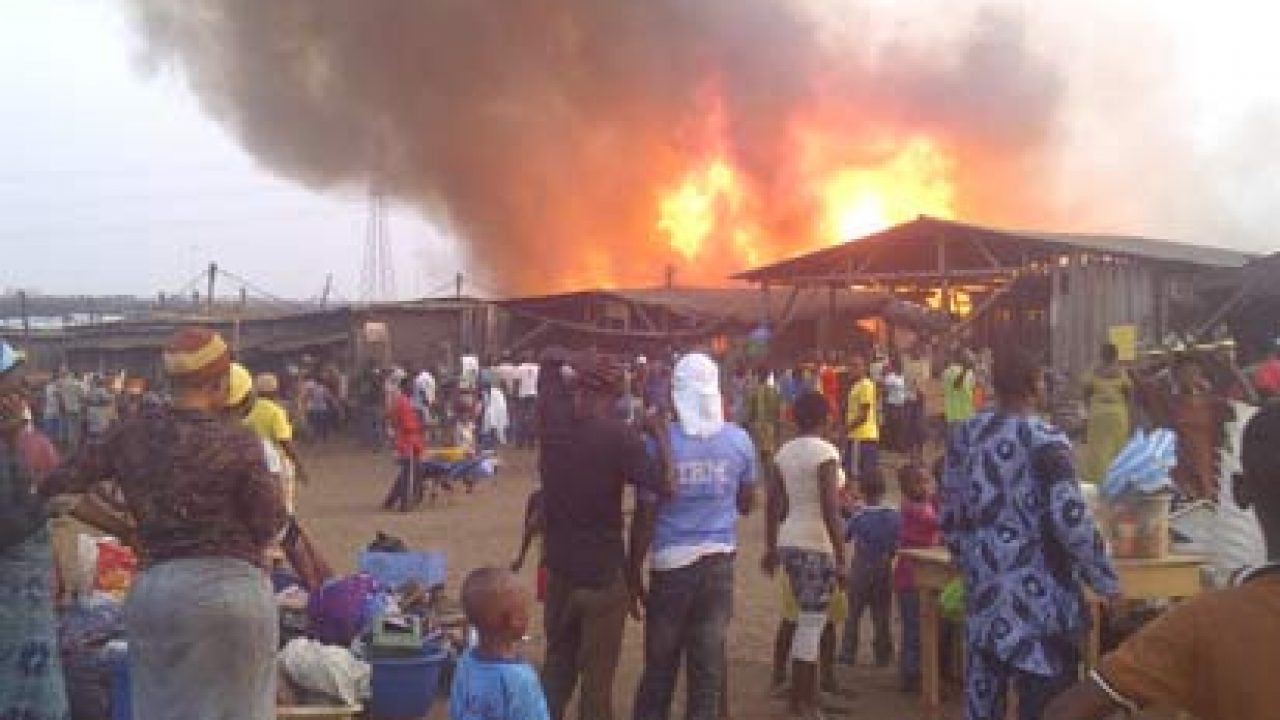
673, 352, 724, 438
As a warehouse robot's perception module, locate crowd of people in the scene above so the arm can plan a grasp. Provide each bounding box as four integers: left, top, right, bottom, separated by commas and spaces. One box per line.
2, 326, 1280, 720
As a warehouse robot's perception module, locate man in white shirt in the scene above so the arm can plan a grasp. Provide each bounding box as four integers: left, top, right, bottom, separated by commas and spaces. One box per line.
901, 345, 930, 462
460, 352, 480, 390
42, 380, 61, 444
513, 353, 540, 448
56, 369, 86, 449
414, 368, 436, 421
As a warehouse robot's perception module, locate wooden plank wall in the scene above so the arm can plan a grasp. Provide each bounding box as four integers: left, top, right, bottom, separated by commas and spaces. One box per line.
1049, 259, 1161, 381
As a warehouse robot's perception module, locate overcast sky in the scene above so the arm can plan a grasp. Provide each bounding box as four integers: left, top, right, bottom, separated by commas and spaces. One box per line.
1, 0, 1277, 298
0, 0, 463, 300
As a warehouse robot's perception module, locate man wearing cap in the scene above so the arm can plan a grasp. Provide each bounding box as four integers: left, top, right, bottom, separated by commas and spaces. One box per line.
41, 327, 286, 720
539, 357, 674, 720
630, 352, 759, 720
242, 371, 309, 515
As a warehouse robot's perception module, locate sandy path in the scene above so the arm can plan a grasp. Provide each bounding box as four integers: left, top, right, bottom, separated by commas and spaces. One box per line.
296, 439, 938, 720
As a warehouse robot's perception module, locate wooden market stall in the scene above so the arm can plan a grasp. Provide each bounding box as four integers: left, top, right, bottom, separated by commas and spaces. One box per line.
735, 216, 1252, 378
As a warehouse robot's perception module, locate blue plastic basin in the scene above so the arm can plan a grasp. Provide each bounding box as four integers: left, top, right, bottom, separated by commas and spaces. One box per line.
369, 644, 450, 719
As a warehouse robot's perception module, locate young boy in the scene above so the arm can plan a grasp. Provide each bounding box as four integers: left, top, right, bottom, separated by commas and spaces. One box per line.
451, 567, 549, 720
510, 488, 547, 603
896, 463, 941, 692
1046, 402, 1280, 720
839, 469, 901, 666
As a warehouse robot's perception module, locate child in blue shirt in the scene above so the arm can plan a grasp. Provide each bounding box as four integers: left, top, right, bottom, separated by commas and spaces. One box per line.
450, 567, 550, 720
838, 469, 902, 667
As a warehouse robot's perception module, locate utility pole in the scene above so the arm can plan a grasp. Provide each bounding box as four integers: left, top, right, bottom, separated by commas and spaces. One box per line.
206, 262, 218, 316
361, 189, 396, 302
321, 274, 333, 307
455, 272, 464, 300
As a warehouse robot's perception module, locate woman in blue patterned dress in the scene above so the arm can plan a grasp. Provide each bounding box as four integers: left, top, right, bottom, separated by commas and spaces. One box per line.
941, 349, 1122, 720
0, 344, 70, 720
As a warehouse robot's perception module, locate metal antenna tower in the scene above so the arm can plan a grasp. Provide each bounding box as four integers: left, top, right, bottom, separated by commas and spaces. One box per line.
360, 189, 396, 302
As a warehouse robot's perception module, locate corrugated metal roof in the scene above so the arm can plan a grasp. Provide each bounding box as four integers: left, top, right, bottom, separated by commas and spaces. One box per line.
987, 225, 1253, 268
737, 216, 1254, 282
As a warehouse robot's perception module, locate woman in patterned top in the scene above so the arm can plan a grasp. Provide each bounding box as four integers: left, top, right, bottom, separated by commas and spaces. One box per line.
941, 349, 1122, 720
42, 328, 286, 720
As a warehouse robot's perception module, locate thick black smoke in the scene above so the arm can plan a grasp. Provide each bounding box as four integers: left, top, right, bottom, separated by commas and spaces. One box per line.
127, 1, 1063, 292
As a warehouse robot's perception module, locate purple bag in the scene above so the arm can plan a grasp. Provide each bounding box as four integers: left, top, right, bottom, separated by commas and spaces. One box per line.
306, 573, 378, 646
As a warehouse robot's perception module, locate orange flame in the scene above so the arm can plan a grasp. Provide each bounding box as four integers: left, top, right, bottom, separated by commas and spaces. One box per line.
657, 158, 745, 261
655, 100, 958, 272
813, 137, 955, 243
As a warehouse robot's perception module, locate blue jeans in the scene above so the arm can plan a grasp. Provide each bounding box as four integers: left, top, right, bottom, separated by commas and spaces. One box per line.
633, 554, 734, 720
357, 404, 384, 449
512, 396, 536, 448
843, 439, 879, 484
41, 417, 61, 446
841, 558, 893, 664
898, 590, 921, 684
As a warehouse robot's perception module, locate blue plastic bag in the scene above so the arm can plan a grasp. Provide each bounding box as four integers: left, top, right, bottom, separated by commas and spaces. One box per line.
1102, 428, 1177, 499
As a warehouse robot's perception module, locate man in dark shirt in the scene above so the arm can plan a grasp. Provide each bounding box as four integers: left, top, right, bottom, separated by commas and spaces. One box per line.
42, 327, 285, 720
538, 358, 672, 720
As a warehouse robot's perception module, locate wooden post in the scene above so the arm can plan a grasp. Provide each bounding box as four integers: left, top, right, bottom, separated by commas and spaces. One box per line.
920, 587, 943, 720
938, 236, 951, 316
826, 284, 838, 356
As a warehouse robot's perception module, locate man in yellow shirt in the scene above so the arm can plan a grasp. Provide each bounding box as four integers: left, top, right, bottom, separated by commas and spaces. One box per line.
845, 355, 879, 485
243, 373, 309, 515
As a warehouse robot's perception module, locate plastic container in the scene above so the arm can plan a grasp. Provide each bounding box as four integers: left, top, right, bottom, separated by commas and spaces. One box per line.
1099, 492, 1172, 559
358, 551, 447, 589
369, 643, 450, 719
105, 640, 131, 720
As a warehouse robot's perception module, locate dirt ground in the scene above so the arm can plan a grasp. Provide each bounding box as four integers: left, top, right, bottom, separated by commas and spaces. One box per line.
296, 438, 947, 720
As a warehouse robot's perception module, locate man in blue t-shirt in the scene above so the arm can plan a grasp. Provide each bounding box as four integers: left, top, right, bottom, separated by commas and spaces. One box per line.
629, 353, 758, 720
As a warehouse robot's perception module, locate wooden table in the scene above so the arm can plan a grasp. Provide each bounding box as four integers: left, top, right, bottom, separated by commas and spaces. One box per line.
902, 548, 1208, 719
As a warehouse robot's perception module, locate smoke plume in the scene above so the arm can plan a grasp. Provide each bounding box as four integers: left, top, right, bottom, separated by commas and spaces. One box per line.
126, 0, 1065, 293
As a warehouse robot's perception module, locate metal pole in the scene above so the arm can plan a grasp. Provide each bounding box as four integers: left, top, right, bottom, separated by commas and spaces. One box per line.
207, 263, 218, 316
17, 290, 29, 344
